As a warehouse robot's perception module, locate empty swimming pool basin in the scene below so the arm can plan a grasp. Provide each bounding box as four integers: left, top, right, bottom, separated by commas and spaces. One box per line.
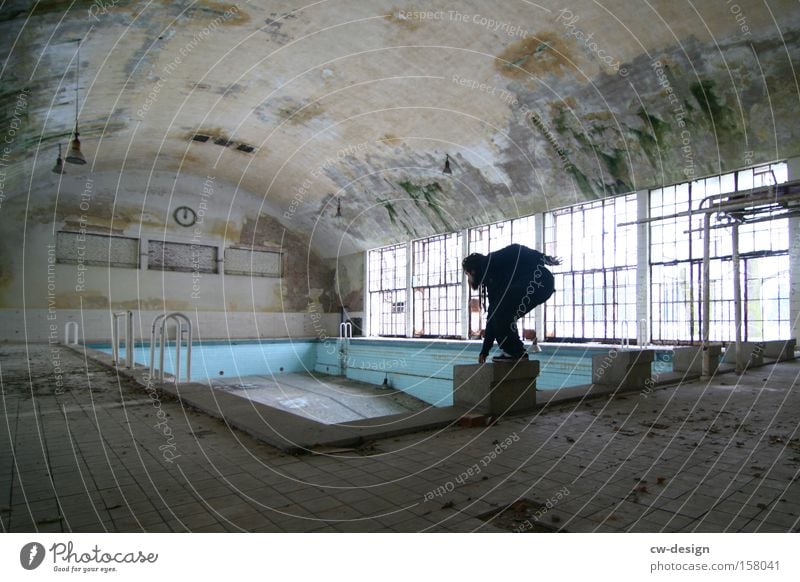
210, 372, 427, 424
89, 338, 673, 408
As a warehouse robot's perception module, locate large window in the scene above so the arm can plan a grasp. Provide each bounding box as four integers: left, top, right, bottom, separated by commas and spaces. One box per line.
650, 162, 789, 343
367, 244, 407, 337
412, 233, 463, 337
365, 160, 792, 345
543, 195, 637, 341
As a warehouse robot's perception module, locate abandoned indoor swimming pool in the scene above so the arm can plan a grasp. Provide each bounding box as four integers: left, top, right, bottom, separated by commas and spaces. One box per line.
75, 321, 798, 458
86, 336, 677, 419
3, 1, 800, 549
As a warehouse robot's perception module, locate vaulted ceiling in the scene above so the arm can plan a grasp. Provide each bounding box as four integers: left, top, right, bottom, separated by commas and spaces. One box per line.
2, 0, 799, 257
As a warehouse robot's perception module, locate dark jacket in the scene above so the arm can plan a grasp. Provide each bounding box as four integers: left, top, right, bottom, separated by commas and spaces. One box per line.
476, 244, 555, 356
476, 244, 551, 299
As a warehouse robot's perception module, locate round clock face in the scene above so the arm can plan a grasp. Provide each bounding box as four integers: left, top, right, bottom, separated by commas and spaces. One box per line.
173, 206, 197, 227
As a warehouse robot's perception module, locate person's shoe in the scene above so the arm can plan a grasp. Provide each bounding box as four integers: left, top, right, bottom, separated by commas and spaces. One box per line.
492, 352, 529, 362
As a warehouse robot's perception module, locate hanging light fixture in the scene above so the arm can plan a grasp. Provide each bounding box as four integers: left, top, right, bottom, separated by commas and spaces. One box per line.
65, 43, 87, 165
442, 154, 452, 175
52, 143, 65, 174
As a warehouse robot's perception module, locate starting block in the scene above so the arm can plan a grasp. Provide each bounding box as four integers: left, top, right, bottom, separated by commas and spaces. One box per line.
453, 360, 539, 415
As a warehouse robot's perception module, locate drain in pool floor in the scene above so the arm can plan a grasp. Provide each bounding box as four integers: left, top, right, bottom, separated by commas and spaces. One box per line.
478, 498, 568, 532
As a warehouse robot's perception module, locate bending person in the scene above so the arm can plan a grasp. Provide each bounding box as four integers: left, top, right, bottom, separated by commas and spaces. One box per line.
462, 244, 561, 363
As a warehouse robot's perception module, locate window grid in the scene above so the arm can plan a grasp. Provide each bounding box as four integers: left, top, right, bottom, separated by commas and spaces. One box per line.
650, 161, 789, 343
543, 194, 637, 341
367, 244, 407, 337
365, 161, 791, 345
746, 255, 790, 341
412, 233, 462, 338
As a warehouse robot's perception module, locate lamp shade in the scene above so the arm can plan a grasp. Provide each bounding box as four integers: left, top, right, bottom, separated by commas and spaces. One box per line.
52, 144, 65, 174
65, 132, 86, 165
442, 154, 452, 175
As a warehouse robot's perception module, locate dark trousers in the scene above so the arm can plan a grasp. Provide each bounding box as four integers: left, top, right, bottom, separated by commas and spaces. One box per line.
486, 271, 555, 357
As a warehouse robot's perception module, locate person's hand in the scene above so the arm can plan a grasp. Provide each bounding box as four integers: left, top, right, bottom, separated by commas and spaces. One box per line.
478, 353, 486, 364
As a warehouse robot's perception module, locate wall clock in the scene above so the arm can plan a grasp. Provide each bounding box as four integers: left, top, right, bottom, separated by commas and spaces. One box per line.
173, 206, 197, 227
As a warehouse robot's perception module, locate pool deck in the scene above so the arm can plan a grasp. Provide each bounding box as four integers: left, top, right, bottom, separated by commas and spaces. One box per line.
2, 342, 798, 533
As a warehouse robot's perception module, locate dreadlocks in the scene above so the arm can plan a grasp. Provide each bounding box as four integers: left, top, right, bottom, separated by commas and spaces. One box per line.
462, 253, 488, 310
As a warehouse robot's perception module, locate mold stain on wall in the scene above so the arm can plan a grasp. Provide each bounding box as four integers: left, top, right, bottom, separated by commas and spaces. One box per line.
384, 9, 423, 31
690, 79, 738, 132
381, 133, 403, 146
377, 197, 418, 239
397, 180, 454, 233
495, 33, 575, 80
632, 108, 670, 169
188, 1, 251, 25
275, 99, 325, 125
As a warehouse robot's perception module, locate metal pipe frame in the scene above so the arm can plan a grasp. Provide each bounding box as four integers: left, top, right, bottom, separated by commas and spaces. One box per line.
699, 191, 800, 376
732, 223, 743, 373
614, 179, 797, 377
616, 181, 800, 227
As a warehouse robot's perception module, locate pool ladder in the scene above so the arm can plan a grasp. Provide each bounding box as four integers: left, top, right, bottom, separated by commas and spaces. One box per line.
618, 320, 649, 350
149, 312, 192, 384
64, 321, 80, 345
112, 310, 134, 368
620, 321, 637, 350
339, 322, 352, 373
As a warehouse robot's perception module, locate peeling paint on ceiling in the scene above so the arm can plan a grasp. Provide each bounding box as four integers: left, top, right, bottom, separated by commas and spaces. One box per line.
0, 0, 798, 258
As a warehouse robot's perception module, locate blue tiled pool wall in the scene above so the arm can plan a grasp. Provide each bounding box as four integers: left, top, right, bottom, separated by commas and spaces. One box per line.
91, 340, 674, 409
317, 341, 675, 406
315, 340, 474, 407
89, 339, 318, 382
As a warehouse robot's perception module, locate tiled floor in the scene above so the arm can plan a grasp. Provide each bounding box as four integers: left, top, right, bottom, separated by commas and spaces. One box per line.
1, 343, 798, 532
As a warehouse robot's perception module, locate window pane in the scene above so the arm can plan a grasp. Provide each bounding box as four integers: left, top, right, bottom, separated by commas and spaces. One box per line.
367, 243, 407, 336
412, 233, 462, 337
649, 161, 789, 342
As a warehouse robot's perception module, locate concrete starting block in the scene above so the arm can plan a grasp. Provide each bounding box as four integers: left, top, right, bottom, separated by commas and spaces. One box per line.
592, 349, 654, 391
453, 360, 539, 415
762, 339, 796, 361
722, 342, 765, 368
723, 340, 797, 367
673, 345, 722, 375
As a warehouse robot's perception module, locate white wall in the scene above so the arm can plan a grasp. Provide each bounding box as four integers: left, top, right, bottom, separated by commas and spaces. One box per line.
0, 170, 339, 343
0, 308, 340, 344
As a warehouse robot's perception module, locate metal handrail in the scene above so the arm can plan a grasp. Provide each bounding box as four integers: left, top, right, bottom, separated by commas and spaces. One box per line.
149, 313, 168, 375
639, 318, 648, 349
112, 311, 134, 368
149, 312, 192, 384
64, 321, 80, 345
338, 322, 352, 374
